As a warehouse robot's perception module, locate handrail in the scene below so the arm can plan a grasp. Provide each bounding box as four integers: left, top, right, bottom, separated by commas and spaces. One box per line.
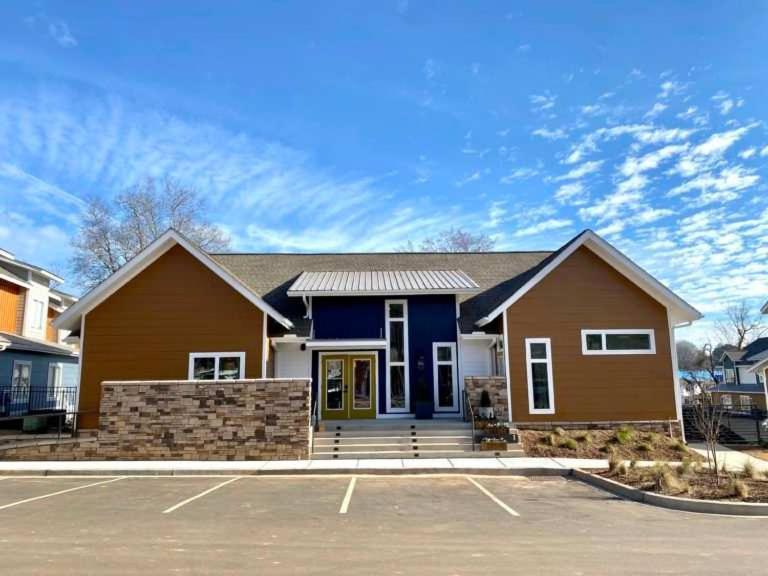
310, 394, 318, 455
463, 389, 476, 452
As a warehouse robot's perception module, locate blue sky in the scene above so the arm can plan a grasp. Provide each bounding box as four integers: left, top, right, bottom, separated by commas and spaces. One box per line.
1, 1, 767, 343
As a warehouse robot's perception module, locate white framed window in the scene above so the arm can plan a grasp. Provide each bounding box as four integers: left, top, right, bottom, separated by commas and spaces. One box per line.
47, 362, 63, 401
525, 338, 554, 414
721, 394, 732, 408
581, 329, 656, 355
723, 357, 737, 385
188, 352, 245, 380
385, 299, 410, 413
31, 299, 45, 330
740, 395, 752, 410
494, 336, 506, 378
11, 360, 32, 394
433, 342, 458, 412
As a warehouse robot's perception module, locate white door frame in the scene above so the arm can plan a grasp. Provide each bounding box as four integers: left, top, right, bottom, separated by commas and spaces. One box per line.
432, 342, 458, 413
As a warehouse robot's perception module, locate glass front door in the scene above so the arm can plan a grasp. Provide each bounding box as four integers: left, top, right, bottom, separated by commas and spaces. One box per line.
321, 354, 377, 420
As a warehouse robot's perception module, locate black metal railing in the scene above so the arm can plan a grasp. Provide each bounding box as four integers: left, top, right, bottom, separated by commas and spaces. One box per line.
0, 386, 77, 418
462, 389, 476, 451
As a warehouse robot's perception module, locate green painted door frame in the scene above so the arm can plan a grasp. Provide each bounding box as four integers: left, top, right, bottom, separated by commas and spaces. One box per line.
320, 353, 377, 420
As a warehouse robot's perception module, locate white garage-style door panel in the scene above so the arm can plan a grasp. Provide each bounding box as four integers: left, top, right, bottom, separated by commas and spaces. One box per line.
275, 343, 312, 378
460, 338, 493, 377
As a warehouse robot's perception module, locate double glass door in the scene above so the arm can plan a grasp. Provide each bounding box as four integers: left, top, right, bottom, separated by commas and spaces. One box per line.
321, 354, 377, 420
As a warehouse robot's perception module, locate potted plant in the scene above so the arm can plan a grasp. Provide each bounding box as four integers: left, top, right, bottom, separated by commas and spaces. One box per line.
479, 421, 510, 451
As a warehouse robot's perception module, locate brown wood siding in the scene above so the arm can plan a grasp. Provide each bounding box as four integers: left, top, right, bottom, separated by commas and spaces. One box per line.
0, 280, 23, 334
506, 246, 676, 423
46, 307, 59, 342
79, 244, 265, 428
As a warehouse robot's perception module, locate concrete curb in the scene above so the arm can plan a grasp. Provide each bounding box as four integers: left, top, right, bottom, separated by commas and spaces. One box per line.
572, 468, 768, 516
0, 466, 572, 478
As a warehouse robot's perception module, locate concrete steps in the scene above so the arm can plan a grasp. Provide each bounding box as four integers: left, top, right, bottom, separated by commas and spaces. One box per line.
311, 419, 523, 460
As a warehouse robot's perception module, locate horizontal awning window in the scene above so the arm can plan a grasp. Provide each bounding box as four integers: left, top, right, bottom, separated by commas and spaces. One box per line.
287, 270, 479, 296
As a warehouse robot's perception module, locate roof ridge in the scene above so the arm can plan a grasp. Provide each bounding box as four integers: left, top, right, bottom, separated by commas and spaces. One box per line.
211, 250, 555, 256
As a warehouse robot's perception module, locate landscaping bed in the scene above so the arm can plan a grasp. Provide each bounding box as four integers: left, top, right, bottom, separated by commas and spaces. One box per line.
520, 426, 698, 462
597, 460, 768, 503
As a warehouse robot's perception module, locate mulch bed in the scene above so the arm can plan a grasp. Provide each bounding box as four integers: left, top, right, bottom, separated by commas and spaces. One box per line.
598, 466, 768, 503
520, 428, 702, 462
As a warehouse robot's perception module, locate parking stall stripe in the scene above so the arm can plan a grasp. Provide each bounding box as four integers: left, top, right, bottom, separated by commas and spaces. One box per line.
466, 476, 520, 517
0, 477, 125, 511
162, 476, 242, 514
339, 477, 357, 514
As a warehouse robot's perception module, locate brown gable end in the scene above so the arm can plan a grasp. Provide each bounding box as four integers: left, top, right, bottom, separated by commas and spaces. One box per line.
506, 246, 676, 423
79, 244, 265, 428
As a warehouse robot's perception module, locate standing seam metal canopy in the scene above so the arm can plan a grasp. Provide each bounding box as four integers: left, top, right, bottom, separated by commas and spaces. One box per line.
287, 270, 480, 295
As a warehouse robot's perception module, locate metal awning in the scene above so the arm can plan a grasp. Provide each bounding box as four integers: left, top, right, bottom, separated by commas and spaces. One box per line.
287, 270, 479, 296
304, 339, 387, 350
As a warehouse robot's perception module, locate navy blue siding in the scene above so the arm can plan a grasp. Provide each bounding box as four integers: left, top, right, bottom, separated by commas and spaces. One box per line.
311, 295, 458, 415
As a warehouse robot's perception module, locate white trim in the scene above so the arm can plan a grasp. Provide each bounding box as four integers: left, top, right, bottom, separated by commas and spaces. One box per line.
11, 359, 32, 389
385, 299, 410, 413
525, 338, 555, 415
262, 314, 268, 378
305, 339, 387, 350
580, 329, 656, 355
476, 230, 701, 328
0, 271, 31, 289
502, 312, 512, 422
270, 335, 309, 345
74, 313, 85, 430
667, 311, 685, 443
459, 332, 498, 341
187, 352, 246, 380
0, 253, 62, 284
432, 342, 458, 413
47, 362, 63, 401
54, 229, 293, 332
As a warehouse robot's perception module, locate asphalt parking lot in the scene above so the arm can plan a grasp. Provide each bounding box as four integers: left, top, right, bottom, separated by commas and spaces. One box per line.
0, 474, 765, 575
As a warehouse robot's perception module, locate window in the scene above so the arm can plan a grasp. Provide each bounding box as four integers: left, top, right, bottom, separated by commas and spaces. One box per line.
740, 395, 752, 411
494, 336, 506, 378
581, 329, 655, 355
11, 360, 31, 395
525, 338, 554, 414
385, 300, 409, 412
433, 342, 458, 412
31, 299, 45, 330
188, 353, 245, 380
723, 357, 736, 386
47, 363, 62, 402
721, 394, 732, 408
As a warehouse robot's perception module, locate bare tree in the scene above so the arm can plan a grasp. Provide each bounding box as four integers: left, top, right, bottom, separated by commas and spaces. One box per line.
676, 340, 703, 372
715, 301, 766, 349
398, 228, 495, 252
71, 178, 229, 289
682, 344, 726, 483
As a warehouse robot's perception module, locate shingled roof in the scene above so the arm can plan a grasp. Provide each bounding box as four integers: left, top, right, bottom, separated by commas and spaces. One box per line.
211, 250, 552, 335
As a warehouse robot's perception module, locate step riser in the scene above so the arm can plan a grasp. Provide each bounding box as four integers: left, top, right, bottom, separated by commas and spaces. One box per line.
317, 422, 471, 433
315, 429, 472, 438
312, 450, 526, 460
314, 436, 473, 446
314, 443, 474, 453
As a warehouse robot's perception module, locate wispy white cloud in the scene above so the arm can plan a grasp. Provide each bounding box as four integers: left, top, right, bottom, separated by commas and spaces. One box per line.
532, 127, 567, 140
529, 92, 556, 113
644, 102, 667, 119
499, 167, 537, 184
554, 182, 588, 205
554, 160, 603, 181
513, 218, 572, 237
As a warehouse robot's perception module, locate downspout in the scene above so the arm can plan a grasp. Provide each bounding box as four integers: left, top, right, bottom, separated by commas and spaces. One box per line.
667, 309, 686, 443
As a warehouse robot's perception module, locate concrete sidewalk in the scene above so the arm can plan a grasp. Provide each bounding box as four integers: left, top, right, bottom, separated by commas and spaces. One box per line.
0, 456, 679, 476
689, 443, 768, 473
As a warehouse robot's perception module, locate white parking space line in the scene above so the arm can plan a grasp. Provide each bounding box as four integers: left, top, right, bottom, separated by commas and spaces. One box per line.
466, 476, 520, 517
339, 476, 357, 514
162, 476, 242, 514
0, 477, 125, 511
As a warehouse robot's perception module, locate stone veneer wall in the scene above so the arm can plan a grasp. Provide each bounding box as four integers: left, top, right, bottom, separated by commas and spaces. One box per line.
464, 376, 508, 421
0, 379, 311, 461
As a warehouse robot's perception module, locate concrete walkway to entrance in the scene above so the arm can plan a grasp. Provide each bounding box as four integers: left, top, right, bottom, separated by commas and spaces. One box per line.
689, 443, 768, 473
1, 457, 622, 476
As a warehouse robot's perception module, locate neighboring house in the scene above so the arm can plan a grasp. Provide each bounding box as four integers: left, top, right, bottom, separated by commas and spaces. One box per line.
744, 301, 768, 406
714, 339, 768, 411
56, 228, 701, 435
0, 247, 79, 419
